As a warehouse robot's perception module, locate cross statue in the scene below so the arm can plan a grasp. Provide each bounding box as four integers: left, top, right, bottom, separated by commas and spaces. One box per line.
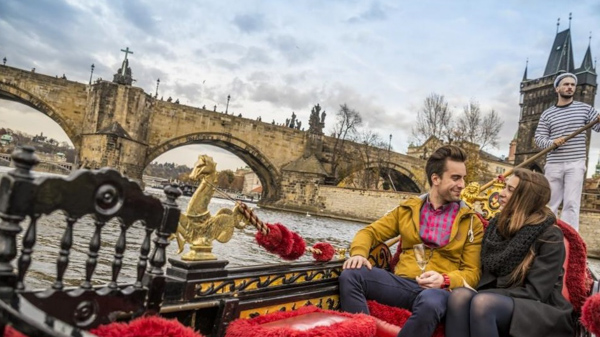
120, 47, 134, 61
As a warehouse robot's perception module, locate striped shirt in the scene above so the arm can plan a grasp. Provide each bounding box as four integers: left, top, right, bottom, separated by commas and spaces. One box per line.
419, 197, 459, 247
534, 101, 600, 163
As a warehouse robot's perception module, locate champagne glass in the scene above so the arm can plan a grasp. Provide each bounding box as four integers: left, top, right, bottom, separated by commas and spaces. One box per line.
413, 243, 429, 274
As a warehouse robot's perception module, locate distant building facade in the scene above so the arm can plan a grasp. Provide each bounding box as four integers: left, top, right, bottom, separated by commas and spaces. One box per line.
242, 171, 262, 198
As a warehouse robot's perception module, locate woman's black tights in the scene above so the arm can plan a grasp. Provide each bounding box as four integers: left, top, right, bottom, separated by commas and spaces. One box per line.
445, 288, 514, 337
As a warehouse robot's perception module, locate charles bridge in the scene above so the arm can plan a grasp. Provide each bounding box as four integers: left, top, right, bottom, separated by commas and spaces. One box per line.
0, 63, 427, 209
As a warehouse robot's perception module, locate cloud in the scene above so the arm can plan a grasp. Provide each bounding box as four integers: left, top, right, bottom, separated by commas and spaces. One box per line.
266, 35, 317, 64
118, 0, 159, 35
347, 2, 389, 23
232, 13, 267, 33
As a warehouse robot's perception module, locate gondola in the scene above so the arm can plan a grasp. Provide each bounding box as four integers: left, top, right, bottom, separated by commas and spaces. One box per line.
0, 147, 598, 337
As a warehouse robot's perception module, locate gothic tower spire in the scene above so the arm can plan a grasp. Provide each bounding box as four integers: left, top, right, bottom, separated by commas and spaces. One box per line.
544, 25, 575, 76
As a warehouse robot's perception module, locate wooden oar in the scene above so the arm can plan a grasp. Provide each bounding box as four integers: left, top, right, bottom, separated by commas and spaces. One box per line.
479, 118, 599, 192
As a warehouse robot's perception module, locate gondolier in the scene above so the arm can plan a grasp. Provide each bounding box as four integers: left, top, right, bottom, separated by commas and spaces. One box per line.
534, 72, 600, 231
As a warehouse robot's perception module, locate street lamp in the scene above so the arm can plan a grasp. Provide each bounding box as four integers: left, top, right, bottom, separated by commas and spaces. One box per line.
2, 57, 6, 66
225, 94, 231, 114
89, 64, 95, 85
155, 78, 160, 98
384, 134, 392, 190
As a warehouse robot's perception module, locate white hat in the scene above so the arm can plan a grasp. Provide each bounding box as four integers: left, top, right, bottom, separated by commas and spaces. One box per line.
554, 73, 577, 88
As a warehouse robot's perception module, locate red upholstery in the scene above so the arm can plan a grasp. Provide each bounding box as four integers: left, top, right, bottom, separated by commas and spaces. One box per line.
4, 316, 204, 337
556, 220, 591, 313
225, 305, 376, 337
561, 238, 571, 302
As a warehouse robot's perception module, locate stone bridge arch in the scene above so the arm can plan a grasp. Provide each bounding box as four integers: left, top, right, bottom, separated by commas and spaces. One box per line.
146, 132, 281, 202
0, 81, 80, 147
339, 161, 424, 193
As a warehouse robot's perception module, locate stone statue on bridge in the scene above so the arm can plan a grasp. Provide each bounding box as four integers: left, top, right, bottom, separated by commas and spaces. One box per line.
308, 104, 325, 135
113, 47, 134, 86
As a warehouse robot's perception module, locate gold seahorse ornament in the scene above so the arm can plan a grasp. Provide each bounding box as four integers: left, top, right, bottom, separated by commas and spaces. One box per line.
172, 154, 250, 260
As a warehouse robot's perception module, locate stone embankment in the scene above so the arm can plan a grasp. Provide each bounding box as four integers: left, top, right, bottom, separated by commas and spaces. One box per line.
263, 186, 600, 258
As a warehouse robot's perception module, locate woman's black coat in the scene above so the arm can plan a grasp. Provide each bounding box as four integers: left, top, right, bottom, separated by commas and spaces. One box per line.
477, 225, 574, 337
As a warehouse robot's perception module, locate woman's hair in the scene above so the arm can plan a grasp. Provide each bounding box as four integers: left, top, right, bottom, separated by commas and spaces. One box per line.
496, 168, 555, 285
497, 168, 553, 236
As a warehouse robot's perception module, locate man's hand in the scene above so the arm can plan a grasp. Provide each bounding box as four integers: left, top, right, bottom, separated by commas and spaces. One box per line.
416, 271, 444, 289
553, 137, 566, 146
343, 255, 372, 270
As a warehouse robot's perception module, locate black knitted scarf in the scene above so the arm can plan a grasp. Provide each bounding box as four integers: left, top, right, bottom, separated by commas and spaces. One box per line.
481, 215, 555, 277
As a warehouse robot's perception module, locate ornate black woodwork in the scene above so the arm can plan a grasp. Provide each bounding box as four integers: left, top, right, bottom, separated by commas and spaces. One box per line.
0, 146, 181, 335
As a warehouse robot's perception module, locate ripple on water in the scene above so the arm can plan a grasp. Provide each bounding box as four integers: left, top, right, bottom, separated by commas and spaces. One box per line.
15, 193, 366, 289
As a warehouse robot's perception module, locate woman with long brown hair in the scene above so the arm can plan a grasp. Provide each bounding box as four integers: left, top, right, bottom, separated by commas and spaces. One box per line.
445, 168, 573, 337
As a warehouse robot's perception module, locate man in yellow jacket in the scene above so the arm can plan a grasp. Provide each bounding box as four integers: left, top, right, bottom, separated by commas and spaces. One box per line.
339, 145, 484, 337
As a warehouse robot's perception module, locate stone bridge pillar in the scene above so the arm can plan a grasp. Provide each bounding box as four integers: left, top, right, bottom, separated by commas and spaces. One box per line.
78, 82, 152, 180
265, 154, 329, 213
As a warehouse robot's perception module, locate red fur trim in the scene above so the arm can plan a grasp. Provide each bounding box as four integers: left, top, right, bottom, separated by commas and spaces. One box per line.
312, 242, 335, 262
280, 231, 306, 260
225, 305, 376, 337
581, 293, 600, 336
367, 301, 445, 337
367, 300, 411, 326
256, 223, 293, 257
5, 316, 204, 337
91, 316, 204, 337
556, 220, 590, 312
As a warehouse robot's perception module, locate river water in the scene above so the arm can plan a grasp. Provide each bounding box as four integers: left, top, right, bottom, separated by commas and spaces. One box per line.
1, 167, 597, 290
0, 167, 365, 289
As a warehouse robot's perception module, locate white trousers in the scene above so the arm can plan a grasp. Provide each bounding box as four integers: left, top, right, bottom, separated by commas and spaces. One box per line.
544, 159, 587, 231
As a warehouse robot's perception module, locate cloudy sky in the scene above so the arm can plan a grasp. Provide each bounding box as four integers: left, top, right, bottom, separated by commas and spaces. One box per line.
1, 0, 599, 175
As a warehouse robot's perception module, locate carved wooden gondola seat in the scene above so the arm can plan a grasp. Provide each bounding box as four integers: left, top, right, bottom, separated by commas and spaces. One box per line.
366, 217, 598, 337
0, 147, 202, 337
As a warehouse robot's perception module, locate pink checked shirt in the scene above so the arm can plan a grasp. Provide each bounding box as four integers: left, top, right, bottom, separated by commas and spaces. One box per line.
419, 197, 460, 247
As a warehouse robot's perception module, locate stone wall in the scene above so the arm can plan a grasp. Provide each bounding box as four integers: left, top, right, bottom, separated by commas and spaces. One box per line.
316, 186, 417, 221
265, 186, 600, 257
579, 210, 600, 258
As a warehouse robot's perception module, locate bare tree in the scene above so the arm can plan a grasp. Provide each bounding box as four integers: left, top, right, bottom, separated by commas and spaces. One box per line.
337, 130, 392, 189
411, 93, 452, 144
453, 100, 503, 149
330, 104, 362, 178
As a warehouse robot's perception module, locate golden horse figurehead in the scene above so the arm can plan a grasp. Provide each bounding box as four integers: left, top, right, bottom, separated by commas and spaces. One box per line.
189, 155, 217, 182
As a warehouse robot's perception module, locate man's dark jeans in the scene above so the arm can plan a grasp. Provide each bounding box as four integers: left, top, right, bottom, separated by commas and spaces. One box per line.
339, 266, 449, 337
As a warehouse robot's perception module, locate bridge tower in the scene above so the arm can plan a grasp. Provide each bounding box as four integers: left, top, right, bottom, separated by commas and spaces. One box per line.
515, 19, 597, 169
79, 48, 151, 178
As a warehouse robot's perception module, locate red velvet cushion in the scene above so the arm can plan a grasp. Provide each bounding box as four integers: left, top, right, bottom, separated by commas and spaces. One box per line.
225, 305, 376, 337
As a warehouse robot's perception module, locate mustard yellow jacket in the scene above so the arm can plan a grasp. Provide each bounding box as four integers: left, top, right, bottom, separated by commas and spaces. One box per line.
349, 195, 484, 289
